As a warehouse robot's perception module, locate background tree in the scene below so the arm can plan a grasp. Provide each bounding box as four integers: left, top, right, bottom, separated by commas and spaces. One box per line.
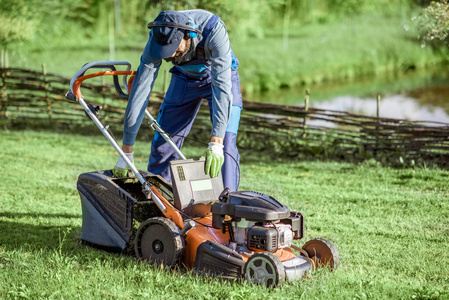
414, 0, 449, 43
0, 0, 42, 67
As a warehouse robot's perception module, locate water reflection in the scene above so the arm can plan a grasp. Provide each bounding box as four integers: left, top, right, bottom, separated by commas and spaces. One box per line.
249, 69, 449, 126
314, 94, 449, 124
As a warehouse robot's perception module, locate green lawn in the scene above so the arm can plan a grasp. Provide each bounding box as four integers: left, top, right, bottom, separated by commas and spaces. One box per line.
1, 129, 448, 299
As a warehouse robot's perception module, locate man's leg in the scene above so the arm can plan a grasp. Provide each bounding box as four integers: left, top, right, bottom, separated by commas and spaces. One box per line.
222, 106, 242, 191
208, 68, 242, 191
148, 75, 202, 182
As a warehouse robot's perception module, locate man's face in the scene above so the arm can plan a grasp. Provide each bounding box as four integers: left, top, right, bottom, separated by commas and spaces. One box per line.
164, 38, 191, 62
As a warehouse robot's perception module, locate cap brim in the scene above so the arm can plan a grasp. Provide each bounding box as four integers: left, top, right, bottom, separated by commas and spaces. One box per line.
149, 37, 182, 59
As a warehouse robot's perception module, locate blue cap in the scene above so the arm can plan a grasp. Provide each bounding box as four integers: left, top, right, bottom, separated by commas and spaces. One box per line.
149, 11, 189, 59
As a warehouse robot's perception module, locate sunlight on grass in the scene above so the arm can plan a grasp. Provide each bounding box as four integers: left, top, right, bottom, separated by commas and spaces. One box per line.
1, 129, 448, 298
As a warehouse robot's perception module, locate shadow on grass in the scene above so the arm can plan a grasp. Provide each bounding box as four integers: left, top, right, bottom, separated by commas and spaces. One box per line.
0, 218, 79, 250
0, 211, 133, 258
0, 211, 80, 219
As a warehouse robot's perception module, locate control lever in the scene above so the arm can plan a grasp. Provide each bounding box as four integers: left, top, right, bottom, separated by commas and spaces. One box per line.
181, 220, 195, 236
219, 187, 231, 203
85, 103, 102, 119
65, 91, 77, 101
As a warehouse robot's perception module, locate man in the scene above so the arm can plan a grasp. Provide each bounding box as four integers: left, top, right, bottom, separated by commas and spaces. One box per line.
113, 9, 242, 191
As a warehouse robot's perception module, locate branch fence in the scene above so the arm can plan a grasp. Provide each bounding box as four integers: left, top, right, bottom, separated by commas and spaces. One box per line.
1, 67, 449, 167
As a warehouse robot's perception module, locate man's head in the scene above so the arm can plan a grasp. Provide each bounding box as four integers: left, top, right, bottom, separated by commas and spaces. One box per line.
163, 38, 192, 62
148, 10, 199, 59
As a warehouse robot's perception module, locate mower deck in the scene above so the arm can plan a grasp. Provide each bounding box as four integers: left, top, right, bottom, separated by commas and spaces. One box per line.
77, 162, 338, 288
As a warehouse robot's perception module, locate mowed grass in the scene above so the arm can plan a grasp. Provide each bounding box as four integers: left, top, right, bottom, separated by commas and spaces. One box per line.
0, 129, 448, 299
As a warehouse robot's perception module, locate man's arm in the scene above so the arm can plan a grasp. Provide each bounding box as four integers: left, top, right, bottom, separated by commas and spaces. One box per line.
114, 37, 162, 178
122, 37, 162, 147
201, 20, 233, 178
205, 20, 233, 143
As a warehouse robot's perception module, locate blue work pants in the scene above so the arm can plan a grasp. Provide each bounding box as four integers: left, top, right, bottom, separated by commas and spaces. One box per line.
148, 69, 242, 191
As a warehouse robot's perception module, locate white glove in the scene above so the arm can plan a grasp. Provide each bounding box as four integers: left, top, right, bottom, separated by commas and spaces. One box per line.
112, 152, 134, 177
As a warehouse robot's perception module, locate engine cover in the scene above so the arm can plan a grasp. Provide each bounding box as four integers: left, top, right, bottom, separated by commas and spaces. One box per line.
211, 191, 290, 226
247, 226, 278, 252
247, 224, 294, 252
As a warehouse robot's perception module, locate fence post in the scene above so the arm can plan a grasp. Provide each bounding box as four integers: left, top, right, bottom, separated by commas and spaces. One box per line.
1, 49, 8, 68
101, 76, 108, 123
303, 89, 310, 138
375, 94, 381, 156
42, 64, 52, 121
376, 94, 380, 119
0, 68, 7, 118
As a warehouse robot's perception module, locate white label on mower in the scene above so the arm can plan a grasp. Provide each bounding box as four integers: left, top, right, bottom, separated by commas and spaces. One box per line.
190, 179, 213, 192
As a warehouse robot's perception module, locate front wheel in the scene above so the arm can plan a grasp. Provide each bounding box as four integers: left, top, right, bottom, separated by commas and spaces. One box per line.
244, 252, 285, 288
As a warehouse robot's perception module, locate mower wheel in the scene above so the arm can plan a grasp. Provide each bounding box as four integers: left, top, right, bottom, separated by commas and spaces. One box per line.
134, 217, 184, 267
302, 238, 339, 270
244, 252, 286, 288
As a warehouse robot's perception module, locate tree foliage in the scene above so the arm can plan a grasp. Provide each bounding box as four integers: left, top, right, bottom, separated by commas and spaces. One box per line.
414, 0, 449, 43
0, 0, 43, 46
0, 0, 426, 44
143, 0, 272, 38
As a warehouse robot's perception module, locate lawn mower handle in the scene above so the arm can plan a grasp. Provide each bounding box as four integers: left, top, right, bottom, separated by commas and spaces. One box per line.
68, 61, 187, 211
68, 61, 187, 161
70, 61, 133, 98
74, 95, 170, 213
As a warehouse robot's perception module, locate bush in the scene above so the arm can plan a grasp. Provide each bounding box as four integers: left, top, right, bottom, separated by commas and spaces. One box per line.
414, 0, 449, 43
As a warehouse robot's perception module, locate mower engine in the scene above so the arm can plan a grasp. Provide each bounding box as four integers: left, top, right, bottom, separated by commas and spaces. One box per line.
246, 223, 293, 251
211, 190, 303, 254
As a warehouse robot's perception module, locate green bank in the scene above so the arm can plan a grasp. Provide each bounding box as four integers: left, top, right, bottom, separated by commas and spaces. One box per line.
4, 3, 448, 97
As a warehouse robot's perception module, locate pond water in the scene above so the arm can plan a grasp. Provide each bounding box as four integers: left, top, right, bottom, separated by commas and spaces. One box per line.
249, 69, 449, 124
314, 94, 449, 124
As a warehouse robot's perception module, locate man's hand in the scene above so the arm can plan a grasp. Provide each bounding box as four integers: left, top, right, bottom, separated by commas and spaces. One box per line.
205, 142, 224, 178
112, 152, 134, 178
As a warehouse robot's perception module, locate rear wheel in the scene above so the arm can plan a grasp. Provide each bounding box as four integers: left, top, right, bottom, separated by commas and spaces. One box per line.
134, 217, 184, 267
244, 252, 285, 288
302, 238, 339, 270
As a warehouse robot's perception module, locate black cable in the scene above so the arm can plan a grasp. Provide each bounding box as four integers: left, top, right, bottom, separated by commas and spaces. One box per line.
106, 126, 118, 145
178, 210, 213, 228
148, 184, 213, 228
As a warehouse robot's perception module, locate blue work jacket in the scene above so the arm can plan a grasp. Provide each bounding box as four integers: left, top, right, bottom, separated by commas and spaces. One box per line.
123, 9, 234, 146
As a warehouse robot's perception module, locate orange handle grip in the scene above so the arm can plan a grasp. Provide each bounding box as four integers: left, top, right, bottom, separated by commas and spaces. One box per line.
72, 70, 136, 99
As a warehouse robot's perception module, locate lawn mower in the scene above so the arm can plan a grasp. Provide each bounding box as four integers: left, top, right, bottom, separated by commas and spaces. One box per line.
66, 61, 339, 288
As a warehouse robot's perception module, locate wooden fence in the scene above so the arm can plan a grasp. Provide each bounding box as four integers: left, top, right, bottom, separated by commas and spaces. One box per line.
1, 67, 449, 167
